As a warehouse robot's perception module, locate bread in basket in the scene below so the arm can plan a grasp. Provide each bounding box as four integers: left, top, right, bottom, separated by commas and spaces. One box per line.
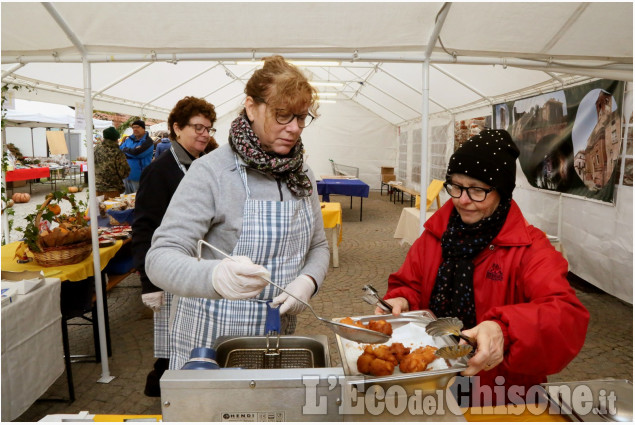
17, 191, 92, 267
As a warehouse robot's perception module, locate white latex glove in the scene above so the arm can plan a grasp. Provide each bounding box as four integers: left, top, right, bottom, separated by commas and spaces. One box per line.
142, 291, 164, 313
271, 275, 315, 315
211, 256, 271, 300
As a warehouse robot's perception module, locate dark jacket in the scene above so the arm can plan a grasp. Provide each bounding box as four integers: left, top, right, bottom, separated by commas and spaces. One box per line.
132, 142, 199, 293
94, 138, 130, 192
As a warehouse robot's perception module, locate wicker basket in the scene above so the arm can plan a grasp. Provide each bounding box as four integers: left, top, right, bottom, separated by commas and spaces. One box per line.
32, 193, 92, 267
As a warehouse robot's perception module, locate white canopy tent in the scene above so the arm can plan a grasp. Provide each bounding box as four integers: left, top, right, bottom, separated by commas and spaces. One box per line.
4, 99, 113, 159
2, 2, 633, 381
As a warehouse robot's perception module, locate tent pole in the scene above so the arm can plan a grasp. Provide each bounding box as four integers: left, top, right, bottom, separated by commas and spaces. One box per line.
84, 58, 115, 384
420, 59, 430, 234
45, 0, 115, 383
420, 2, 451, 232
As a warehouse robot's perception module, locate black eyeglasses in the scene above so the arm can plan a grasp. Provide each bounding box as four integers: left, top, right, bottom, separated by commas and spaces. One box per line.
444, 182, 496, 202
186, 123, 216, 136
253, 97, 314, 128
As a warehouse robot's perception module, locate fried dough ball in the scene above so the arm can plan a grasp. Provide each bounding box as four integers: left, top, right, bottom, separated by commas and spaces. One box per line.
368, 319, 393, 336
369, 357, 395, 376
411, 345, 437, 364
398, 345, 438, 373
372, 345, 398, 366
340, 317, 367, 329
357, 353, 374, 374
388, 342, 411, 363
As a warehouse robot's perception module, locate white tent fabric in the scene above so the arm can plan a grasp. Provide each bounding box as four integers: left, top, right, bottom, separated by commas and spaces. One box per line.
4, 99, 112, 129
1, 3, 631, 123
1, 2, 632, 323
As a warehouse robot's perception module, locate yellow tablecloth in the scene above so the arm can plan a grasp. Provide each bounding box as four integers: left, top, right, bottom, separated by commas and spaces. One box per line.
321, 202, 342, 244
1, 240, 123, 282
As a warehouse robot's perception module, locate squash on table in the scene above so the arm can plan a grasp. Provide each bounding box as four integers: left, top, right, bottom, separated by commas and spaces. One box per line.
12, 193, 30, 203
68, 186, 79, 193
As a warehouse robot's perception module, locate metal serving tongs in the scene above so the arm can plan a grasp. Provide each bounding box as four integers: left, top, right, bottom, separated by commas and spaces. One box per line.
197, 240, 391, 344
425, 317, 477, 360
362, 284, 394, 313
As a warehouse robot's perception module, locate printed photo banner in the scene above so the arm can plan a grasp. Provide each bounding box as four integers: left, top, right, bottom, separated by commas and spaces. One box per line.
454, 116, 492, 152
494, 80, 625, 203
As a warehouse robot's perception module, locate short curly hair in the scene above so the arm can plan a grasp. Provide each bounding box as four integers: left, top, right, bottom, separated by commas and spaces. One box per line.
243, 55, 319, 118
168, 96, 216, 142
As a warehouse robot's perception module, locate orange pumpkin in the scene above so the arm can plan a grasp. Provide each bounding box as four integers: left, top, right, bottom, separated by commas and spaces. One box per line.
48, 204, 62, 215
12, 193, 30, 203
68, 186, 79, 193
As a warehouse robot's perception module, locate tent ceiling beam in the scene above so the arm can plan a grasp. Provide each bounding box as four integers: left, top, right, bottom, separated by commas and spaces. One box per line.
426, 74, 594, 119
215, 91, 245, 113
142, 63, 221, 108
93, 62, 153, 99
346, 92, 404, 125
2, 74, 171, 115
201, 67, 253, 99
378, 66, 450, 113
360, 78, 421, 116
2, 53, 629, 81
544, 71, 565, 87
42, 2, 87, 57
1, 63, 25, 79
539, 3, 589, 54
431, 64, 492, 105
424, 3, 451, 59
3, 51, 629, 71
356, 90, 408, 122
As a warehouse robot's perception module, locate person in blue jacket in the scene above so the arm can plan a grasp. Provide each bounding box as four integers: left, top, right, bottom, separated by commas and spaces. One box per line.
154, 132, 171, 159
120, 119, 154, 193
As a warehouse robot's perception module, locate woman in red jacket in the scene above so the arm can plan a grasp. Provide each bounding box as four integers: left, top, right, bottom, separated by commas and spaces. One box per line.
377, 129, 589, 405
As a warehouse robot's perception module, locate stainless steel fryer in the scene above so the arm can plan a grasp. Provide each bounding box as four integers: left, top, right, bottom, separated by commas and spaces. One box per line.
215, 335, 329, 369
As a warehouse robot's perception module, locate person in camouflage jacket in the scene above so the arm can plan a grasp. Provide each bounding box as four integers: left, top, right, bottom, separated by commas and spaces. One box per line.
95, 127, 130, 199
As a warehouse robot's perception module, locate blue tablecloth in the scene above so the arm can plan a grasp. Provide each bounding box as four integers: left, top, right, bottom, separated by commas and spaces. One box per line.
317, 179, 370, 202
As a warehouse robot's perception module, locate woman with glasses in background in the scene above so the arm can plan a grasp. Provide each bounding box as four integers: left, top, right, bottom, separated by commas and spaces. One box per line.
375, 130, 589, 405
133, 96, 217, 395
146, 56, 329, 370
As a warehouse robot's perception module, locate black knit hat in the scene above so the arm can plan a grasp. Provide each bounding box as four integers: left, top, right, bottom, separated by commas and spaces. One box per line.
132, 119, 146, 129
102, 126, 120, 141
446, 129, 520, 200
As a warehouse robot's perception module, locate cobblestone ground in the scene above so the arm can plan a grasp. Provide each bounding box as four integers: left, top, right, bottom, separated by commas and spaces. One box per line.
16, 190, 633, 421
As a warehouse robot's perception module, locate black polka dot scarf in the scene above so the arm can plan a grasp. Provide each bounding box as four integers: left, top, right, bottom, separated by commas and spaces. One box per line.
429, 198, 512, 328
229, 114, 313, 197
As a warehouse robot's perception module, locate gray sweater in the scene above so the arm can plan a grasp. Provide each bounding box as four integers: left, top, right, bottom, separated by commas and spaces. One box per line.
145, 143, 330, 298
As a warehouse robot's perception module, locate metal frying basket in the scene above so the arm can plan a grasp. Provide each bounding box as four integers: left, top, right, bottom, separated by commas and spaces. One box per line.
216, 335, 322, 369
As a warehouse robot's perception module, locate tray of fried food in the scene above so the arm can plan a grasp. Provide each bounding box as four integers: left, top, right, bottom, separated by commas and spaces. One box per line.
335, 310, 467, 386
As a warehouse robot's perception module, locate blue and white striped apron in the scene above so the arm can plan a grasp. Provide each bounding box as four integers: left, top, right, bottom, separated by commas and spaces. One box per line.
153, 146, 188, 359
168, 154, 314, 369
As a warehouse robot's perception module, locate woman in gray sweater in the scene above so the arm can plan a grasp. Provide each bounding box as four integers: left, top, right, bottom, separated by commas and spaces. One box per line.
146, 56, 330, 369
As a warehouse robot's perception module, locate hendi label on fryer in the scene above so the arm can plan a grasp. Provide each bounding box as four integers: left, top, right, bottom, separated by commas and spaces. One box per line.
220, 412, 284, 422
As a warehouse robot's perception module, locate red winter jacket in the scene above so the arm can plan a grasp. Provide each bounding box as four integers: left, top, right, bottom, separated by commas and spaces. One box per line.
385, 200, 589, 394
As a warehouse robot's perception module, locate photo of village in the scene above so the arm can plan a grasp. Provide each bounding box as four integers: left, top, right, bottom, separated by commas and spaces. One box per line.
494, 80, 625, 202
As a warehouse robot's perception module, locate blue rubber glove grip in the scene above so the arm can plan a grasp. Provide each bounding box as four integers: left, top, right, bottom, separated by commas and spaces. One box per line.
265, 302, 281, 334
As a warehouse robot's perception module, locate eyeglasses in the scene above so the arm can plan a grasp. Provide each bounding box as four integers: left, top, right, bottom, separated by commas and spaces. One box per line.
444, 182, 496, 202
254, 97, 314, 128
186, 123, 216, 136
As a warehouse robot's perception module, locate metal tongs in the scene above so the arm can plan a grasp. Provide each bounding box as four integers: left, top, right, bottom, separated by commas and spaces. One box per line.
197, 240, 391, 344
362, 284, 394, 313
425, 317, 477, 360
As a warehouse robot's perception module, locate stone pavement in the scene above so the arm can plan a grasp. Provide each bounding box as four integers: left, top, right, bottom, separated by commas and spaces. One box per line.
16, 191, 633, 421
